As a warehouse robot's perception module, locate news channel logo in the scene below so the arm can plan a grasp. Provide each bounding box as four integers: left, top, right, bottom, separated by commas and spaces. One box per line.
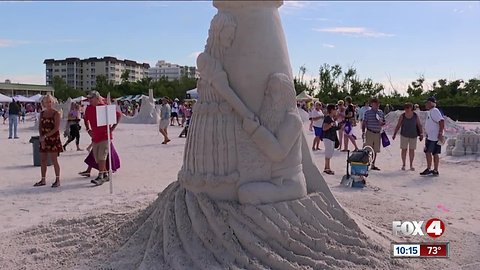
392, 218, 445, 238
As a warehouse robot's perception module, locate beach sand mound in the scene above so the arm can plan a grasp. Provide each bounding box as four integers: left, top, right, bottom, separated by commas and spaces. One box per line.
0, 210, 151, 270
106, 182, 395, 270
383, 110, 464, 136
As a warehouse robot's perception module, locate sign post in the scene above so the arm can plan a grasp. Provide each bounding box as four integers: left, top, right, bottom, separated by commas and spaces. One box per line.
96, 93, 117, 194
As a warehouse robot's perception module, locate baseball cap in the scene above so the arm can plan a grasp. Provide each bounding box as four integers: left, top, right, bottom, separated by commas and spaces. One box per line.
87, 91, 100, 99
426, 96, 436, 103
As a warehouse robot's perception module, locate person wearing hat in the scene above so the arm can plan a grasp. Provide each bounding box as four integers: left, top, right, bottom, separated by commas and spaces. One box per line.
420, 97, 444, 176
83, 91, 122, 185
170, 98, 181, 126
159, 97, 171, 144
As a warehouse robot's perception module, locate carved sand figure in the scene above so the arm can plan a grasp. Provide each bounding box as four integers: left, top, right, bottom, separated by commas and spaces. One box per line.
239, 73, 306, 204
179, 11, 257, 200
108, 1, 394, 269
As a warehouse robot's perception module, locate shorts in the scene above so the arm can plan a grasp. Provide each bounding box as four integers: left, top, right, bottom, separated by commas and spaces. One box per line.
313, 126, 323, 138
424, 139, 441, 155
400, 135, 417, 150
92, 140, 109, 162
171, 112, 178, 118
324, 139, 335, 159
364, 130, 381, 153
159, 119, 169, 129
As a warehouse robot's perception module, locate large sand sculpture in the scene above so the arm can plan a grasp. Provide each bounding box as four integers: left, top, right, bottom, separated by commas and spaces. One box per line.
121, 90, 160, 124
108, 1, 389, 269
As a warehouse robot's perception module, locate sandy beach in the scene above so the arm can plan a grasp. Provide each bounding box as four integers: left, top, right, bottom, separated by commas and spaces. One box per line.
0, 117, 479, 269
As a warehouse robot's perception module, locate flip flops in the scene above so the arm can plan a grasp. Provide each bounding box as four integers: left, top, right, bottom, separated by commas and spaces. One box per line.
33, 180, 46, 187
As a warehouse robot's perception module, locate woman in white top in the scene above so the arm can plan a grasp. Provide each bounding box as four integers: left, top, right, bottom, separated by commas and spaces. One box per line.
309, 101, 324, 151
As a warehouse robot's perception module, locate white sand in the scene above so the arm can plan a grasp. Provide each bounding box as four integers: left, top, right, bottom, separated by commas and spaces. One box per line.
0, 119, 479, 269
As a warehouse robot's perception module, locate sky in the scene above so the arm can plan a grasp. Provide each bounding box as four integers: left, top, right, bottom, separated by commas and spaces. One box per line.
1, 1, 479, 94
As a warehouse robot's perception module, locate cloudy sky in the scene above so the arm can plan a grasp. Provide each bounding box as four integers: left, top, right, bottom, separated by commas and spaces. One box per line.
1, 1, 479, 94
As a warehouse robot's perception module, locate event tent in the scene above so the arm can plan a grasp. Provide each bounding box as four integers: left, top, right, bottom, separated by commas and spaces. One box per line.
13, 95, 35, 103
72, 96, 87, 103
296, 91, 313, 101
116, 94, 153, 102
186, 88, 198, 99
0, 93, 13, 103
29, 94, 43, 103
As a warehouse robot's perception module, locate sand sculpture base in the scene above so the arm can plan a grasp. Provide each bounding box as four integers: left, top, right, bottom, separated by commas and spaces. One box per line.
108, 182, 388, 269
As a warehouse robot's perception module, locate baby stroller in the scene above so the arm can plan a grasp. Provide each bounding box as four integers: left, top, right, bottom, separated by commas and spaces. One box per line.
179, 117, 190, 138
340, 146, 375, 188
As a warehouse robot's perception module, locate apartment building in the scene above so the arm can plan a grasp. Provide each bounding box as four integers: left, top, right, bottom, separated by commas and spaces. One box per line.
44, 56, 150, 91
148, 60, 197, 81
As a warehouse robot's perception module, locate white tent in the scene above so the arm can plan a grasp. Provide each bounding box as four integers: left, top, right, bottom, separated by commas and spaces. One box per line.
13, 95, 35, 103
29, 94, 43, 103
296, 91, 317, 101
186, 88, 198, 99
0, 93, 13, 103
71, 96, 87, 103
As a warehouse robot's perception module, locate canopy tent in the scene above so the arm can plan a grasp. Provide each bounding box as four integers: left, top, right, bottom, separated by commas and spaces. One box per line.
13, 95, 35, 103
0, 93, 13, 103
186, 88, 198, 99
296, 91, 317, 101
29, 94, 43, 103
116, 94, 153, 102
71, 96, 87, 103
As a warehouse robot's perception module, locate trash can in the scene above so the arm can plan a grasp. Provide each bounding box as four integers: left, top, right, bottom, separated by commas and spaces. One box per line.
29, 136, 52, 166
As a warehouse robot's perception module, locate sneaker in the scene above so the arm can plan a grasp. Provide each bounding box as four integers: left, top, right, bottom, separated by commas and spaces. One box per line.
78, 171, 90, 177
14, 137, 19, 139
420, 169, 433, 176
431, 170, 439, 177
91, 175, 106, 186
371, 166, 380, 171
8, 137, 12, 139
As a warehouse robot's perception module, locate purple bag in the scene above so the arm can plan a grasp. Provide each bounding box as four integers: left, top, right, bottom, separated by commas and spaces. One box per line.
84, 143, 121, 171
381, 131, 391, 147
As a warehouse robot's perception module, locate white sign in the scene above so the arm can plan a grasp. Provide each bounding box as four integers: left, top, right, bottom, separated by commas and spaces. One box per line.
94, 103, 117, 194
96, 105, 117, 126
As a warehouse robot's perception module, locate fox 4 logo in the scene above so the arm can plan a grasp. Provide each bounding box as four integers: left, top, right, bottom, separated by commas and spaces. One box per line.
392, 218, 445, 238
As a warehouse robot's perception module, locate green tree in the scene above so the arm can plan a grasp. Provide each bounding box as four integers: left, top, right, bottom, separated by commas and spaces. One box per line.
52, 76, 83, 102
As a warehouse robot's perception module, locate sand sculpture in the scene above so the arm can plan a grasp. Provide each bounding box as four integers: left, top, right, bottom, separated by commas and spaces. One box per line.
108, 1, 389, 269
384, 110, 464, 136
446, 130, 480, 156
121, 90, 160, 124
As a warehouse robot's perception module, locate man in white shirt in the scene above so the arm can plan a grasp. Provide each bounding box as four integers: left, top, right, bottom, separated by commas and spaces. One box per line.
309, 101, 324, 151
420, 97, 445, 176
170, 98, 181, 126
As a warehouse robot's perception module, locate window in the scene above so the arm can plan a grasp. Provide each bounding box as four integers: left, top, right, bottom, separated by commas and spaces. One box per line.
54, 69, 59, 72
91, 62, 95, 67
91, 68, 95, 73
61, 69, 66, 72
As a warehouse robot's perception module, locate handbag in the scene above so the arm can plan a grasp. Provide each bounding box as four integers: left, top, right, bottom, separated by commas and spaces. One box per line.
334, 134, 340, 149
381, 131, 391, 147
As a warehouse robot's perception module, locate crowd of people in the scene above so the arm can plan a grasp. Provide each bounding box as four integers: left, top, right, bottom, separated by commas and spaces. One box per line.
303, 95, 445, 177
4, 89, 446, 189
